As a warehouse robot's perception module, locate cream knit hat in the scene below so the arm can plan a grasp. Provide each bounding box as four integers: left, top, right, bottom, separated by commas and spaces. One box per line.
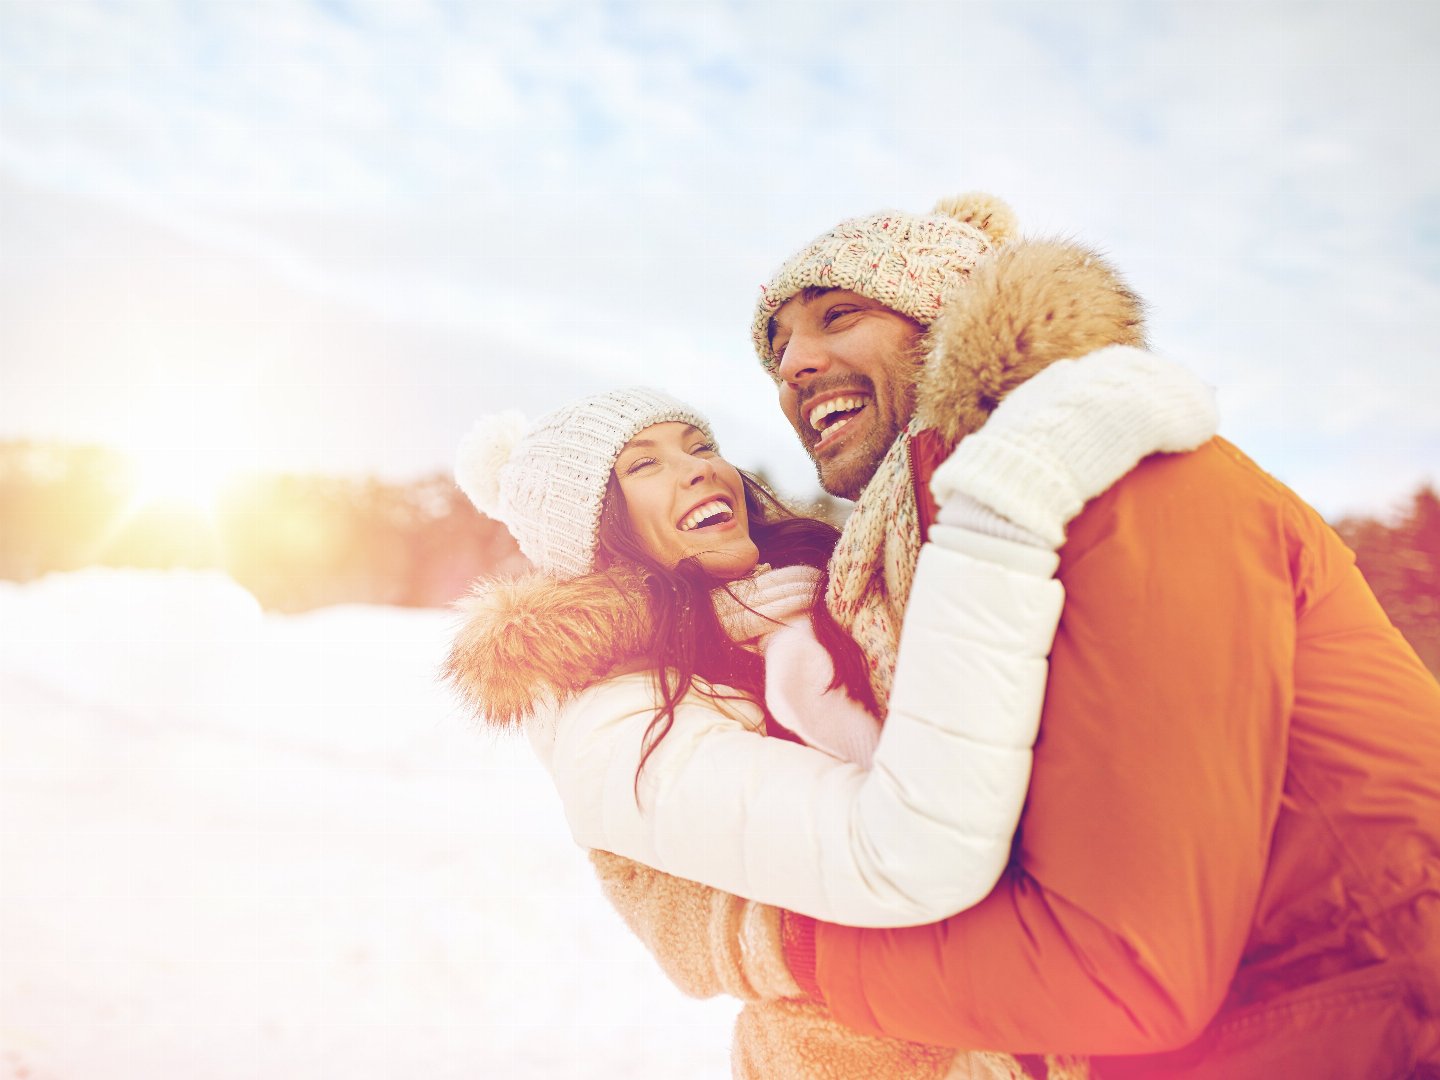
751, 192, 1018, 377
455, 387, 715, 578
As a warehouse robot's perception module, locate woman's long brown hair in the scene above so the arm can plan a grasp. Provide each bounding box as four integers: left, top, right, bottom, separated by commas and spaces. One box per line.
593, 470, 877, 799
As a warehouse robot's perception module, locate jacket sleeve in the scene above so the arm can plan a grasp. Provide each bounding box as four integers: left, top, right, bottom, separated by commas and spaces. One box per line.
806, 444, 1299, 1053
541, 538, 1063, 929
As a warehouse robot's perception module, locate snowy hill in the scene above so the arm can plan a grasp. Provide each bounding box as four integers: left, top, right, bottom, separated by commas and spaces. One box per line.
0, 570, 735, 1079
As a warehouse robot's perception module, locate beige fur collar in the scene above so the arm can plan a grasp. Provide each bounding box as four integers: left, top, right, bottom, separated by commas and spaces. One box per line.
916, 237, 1146, 445
444, 564, 654, 732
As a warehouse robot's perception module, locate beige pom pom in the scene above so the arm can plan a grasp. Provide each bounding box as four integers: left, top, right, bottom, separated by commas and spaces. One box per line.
932, 192, 1018, 246
455, 410, 527, 519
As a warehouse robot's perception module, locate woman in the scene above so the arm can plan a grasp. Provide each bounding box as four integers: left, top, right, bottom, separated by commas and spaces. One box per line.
445, 372, 1214, 931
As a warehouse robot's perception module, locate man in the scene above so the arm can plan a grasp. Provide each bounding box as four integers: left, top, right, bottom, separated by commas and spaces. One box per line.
611, 193, 1440, 1078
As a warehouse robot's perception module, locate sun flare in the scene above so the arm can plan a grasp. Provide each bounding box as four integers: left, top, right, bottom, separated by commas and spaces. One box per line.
115, 383, 260, 518
125, 444, 245, 517
130, 455, 217, 513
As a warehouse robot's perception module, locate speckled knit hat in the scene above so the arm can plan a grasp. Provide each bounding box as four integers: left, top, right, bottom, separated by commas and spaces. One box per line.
751, 192, 1018, 377
455, 387, 715, 578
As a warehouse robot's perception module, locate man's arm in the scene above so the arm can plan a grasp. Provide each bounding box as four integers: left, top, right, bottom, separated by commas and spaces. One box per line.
807, 443, 1296, 1054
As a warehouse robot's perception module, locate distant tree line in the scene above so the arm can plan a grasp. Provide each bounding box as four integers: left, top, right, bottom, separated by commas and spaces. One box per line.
1334, 484, 1440, 677
0, 441, 1435, 677
0, 440, 525, 611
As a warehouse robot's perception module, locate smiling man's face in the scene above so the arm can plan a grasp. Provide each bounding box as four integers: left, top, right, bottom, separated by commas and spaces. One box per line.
769, 288, 926, 500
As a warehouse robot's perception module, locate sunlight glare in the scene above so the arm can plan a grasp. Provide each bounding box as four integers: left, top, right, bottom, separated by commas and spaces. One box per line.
117, 382, 259, 518
127, 444, 244, 516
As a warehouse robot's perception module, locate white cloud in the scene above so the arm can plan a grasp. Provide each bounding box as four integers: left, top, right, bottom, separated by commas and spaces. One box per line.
0, 0, 1436, 515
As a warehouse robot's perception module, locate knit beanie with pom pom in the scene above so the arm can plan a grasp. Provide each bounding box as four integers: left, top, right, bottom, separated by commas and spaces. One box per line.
455, 387, 715, 578
752, 192, 1018, 377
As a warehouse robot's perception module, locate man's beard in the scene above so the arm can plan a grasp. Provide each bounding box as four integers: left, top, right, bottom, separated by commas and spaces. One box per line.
797, 369, 917, 502
810, 403, 906, 501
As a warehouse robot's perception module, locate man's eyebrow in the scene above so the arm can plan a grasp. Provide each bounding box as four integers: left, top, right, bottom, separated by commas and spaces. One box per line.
767, 286, 836, 345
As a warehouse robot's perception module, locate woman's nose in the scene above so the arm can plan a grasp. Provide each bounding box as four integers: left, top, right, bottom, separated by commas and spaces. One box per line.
683, 455, 715, 486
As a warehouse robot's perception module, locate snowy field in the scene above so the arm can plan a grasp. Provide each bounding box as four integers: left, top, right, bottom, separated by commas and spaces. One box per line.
0, 570, 737, 1080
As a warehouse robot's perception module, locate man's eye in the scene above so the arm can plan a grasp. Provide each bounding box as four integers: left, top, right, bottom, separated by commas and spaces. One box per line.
822, 306, 857, 326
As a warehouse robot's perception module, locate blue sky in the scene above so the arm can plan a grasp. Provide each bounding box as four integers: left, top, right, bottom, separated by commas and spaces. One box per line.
1, 0, 1437, 518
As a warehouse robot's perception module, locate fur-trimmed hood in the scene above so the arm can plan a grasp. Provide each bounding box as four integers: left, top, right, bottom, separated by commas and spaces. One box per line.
916, 237, 1145, 446
444, 237, 1145, 732
444, 564, 656, 731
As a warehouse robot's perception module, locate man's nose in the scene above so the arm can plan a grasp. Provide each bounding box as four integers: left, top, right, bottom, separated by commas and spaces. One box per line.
777, 332, 830, 385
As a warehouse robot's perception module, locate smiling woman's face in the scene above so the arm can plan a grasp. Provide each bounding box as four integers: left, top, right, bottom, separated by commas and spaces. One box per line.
612, 422, 760, 580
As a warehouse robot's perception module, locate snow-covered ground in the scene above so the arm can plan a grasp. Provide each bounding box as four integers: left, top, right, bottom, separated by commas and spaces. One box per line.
0, 570, 736, 1079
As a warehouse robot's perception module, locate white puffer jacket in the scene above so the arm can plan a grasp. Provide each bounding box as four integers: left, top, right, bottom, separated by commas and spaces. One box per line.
452, 530, 1063, 928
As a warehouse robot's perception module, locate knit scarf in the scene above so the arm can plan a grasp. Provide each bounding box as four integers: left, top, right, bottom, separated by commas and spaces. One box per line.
710, 564, 819, 648
825, 424, 924, 708
712, 563, 882, 765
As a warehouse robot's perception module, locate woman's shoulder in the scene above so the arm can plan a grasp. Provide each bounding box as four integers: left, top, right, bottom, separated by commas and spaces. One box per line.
444, 565, 655, 731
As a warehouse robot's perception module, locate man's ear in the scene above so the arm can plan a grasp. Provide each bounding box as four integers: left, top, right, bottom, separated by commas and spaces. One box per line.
916, 238, 1148, 447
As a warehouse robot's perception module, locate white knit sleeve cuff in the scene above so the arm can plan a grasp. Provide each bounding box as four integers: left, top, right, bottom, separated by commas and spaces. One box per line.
928, 524, 1061, 578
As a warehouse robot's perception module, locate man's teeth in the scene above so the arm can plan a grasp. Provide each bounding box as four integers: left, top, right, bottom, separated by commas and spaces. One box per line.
678, 500, 733, 532
809, 395, 866, 431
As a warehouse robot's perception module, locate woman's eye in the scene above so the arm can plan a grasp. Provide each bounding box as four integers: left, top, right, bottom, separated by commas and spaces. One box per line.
623, 457, 657, 475
691, 442, 716, 455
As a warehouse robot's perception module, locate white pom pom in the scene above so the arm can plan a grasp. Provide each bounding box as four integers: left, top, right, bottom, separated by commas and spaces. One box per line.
455, 410, 528, 518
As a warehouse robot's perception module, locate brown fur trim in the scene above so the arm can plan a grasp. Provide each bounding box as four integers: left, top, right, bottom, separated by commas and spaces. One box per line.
916, 238, 1147, 447
442, 564, 654, 731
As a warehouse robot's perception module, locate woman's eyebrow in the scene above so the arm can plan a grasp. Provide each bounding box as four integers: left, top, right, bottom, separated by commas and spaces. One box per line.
622, 425, 700, 452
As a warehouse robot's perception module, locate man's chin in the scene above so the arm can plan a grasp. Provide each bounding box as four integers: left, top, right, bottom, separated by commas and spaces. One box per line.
816, 439, 891, 501
805, 408, 905, 501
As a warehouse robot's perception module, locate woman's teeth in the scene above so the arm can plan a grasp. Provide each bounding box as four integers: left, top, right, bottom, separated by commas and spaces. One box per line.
678, 500, 733, 532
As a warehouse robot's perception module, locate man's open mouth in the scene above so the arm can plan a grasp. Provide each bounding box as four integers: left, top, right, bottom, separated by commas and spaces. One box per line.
808, 395, 869, 447
677, 497, 735, 533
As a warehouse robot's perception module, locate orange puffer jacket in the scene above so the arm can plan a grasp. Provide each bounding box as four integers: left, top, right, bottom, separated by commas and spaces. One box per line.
786, 437, 1440, 1079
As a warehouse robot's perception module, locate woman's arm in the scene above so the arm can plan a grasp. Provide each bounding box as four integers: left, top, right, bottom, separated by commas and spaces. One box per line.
544, 534, 1062, 928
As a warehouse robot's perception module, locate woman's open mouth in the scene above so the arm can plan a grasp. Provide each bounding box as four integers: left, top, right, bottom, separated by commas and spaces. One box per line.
677, 497, 736, 533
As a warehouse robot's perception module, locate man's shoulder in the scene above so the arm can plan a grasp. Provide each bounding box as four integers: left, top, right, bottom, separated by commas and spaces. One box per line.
1062, 437, 1327, 565
1087, 435, 1304, 512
